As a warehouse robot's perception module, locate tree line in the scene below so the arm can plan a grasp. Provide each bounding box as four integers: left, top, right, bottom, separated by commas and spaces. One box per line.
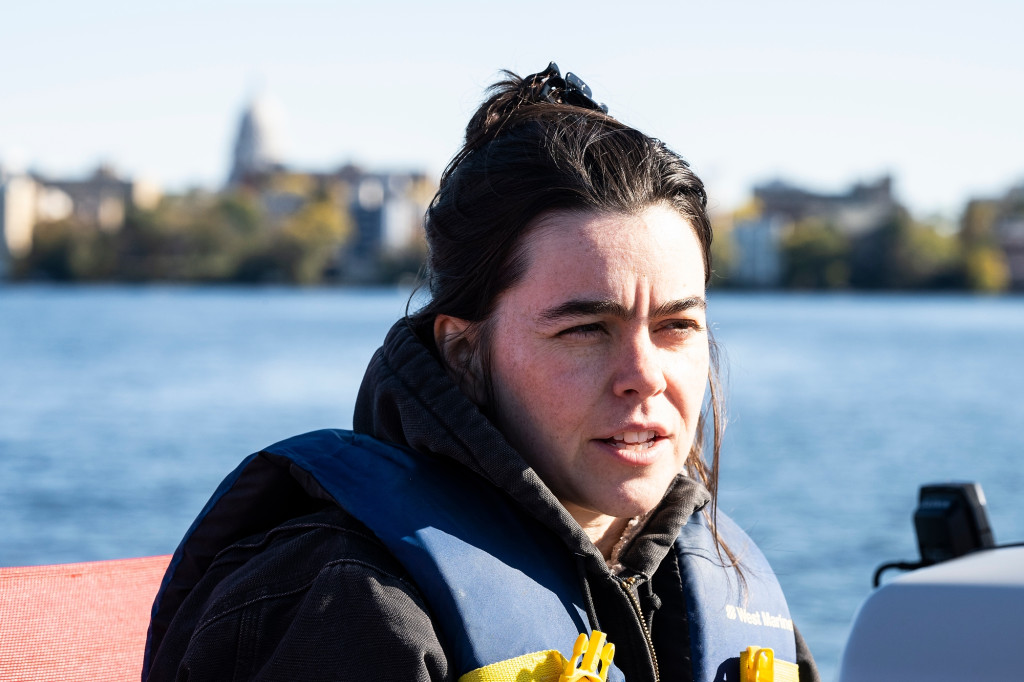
9, 186, 1017, 291
10, 189, 422, 285
710, 202, 1014, 292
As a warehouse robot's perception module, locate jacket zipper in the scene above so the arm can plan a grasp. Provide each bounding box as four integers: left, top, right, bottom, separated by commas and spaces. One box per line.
620, 575, 660, 682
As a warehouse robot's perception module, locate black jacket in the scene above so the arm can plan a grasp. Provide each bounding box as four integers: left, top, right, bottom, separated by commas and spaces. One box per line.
144, 320, 819, 682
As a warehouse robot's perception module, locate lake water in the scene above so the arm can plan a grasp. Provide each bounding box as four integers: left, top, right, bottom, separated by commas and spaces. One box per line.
2, 285, 1022, 680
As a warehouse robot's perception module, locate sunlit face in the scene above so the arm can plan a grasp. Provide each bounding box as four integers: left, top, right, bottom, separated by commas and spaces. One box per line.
486, 204, 710, 525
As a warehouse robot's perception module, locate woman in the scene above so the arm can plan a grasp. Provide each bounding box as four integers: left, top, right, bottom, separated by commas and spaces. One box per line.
144, 63, 819, 682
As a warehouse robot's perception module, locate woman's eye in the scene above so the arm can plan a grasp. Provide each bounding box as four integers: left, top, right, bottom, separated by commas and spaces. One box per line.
661, 319, 703, 334
558, 322, 604, 337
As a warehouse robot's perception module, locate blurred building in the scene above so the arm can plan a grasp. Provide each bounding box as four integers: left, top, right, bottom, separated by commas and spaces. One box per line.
226, 96, 432, 282
1001, 229, 1024, 288
754, 175, 897, 237
1, 169, 48, 267
996, 196, 1024, 289
731, 215, 786, 287
343, 169, 431, 280
965, 183, 1024, 289
46, 165, 162, 232
0, 164, 160, 274
729, 175, 898, 287
227, 95, 286, 187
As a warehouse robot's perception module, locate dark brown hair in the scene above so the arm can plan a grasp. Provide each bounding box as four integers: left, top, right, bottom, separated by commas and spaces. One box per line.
408, 66, 727, 545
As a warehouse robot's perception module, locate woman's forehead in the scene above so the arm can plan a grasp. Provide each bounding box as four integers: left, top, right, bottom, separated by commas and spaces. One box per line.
507, 206, 707, 311
526, 207, 702, 270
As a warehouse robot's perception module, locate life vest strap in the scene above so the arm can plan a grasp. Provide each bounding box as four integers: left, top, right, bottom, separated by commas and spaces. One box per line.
459, 631, 615, 682
458, 649, 564, 682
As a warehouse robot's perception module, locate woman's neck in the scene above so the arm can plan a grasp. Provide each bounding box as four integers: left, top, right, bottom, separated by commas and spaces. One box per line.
563, 503, 632, 560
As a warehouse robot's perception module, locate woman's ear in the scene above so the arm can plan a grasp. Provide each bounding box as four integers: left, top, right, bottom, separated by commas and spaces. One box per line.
433, 315, 485, 403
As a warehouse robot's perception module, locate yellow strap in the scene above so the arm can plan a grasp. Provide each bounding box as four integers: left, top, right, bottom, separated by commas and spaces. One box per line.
458, 631, 615, 682
458, 650, 566, 682
739, 646, 800, 682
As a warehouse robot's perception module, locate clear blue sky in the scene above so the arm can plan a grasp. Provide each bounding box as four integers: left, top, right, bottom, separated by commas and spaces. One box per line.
2, 0, 1022, 217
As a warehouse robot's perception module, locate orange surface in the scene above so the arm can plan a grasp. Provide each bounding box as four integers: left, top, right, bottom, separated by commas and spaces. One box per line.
0, 554, 171, 682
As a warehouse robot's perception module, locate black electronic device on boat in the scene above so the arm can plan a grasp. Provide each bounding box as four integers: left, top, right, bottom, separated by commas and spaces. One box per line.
913, 482, 995, 566
873, 481, 995, 587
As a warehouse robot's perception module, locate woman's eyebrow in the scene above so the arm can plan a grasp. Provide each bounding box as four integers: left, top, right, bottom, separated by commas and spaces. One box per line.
538, 299, 628, 323
653, 297, 706, 317
538, 296, 705, 323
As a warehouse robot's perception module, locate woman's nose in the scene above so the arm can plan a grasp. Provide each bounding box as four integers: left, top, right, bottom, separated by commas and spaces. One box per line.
611, 332, 667, 398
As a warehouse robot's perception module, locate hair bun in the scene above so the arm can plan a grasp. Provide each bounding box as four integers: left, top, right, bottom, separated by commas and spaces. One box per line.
464, 62, 609, 145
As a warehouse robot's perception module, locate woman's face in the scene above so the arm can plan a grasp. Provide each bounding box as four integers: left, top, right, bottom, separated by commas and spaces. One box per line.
486, 204, 710, 524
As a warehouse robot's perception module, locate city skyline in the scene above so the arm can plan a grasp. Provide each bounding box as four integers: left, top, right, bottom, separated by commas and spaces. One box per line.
2, 0, 1022, 217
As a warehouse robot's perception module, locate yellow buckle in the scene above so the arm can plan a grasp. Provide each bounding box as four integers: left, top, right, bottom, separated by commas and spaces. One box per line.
559, 631, 615, 682
740, 646, 799, 682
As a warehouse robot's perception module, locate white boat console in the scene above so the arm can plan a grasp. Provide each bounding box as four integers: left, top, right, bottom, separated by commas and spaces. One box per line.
839, 545, 1024, 681
839, 482, 1021, 682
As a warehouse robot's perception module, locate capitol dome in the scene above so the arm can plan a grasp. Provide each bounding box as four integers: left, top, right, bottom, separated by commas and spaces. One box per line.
228, 94, 285, 185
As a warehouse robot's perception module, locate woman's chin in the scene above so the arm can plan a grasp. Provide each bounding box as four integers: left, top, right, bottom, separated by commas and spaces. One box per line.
593, 488, 666, 522
557, 475, 676, 527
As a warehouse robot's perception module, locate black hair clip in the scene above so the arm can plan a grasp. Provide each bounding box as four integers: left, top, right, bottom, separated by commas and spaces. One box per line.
528, 61, 609, 114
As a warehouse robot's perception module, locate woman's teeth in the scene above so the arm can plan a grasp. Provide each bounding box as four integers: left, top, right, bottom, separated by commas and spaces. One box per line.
609, 430, 657, 449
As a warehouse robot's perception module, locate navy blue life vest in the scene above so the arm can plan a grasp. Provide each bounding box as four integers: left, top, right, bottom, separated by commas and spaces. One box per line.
147, 429, 796, 682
